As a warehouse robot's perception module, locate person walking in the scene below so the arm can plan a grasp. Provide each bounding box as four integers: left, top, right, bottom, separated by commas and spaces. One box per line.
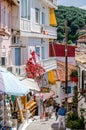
55, 103, 60, 121
49, 104, 53, 118
45, 105, 49, 121
58, 104, 67, 129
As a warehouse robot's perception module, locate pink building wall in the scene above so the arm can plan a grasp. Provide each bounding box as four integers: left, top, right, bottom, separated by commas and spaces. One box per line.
0, 1, 12, 66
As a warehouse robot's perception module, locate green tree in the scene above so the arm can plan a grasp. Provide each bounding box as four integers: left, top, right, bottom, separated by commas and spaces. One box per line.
55, 6, 86, 43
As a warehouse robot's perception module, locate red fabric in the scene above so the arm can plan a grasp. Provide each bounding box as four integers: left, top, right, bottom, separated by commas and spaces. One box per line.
49, 43, 77, 57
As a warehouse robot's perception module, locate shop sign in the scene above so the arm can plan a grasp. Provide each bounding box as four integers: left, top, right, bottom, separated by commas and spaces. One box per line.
41, 87, 50, 93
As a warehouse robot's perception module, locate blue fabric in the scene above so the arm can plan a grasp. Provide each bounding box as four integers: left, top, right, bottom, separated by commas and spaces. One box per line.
58, 108, 67, 116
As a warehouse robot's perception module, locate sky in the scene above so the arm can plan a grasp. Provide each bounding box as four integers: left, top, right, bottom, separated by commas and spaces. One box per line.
57, 0, 86, 8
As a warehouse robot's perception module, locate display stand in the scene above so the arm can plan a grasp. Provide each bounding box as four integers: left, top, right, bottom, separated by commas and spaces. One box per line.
4, 102, 12, 127
16, 97, 24, 123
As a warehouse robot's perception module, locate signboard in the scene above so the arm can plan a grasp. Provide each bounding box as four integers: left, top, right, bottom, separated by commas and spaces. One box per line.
41, 87, 50, 93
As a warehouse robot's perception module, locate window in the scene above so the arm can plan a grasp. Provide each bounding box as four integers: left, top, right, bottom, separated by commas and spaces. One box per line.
35, 8, 40, 23
42, 12, 45, 24
1, 57, 6, 66
35, 46, 40, 61
1, 5, 5, 26
21, 0, 30, 20
12, 36, 20, 44
41, 46, 45, 59
6, 10, 11, 28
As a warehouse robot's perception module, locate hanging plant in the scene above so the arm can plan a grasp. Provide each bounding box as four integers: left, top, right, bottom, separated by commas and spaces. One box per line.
70, 69, 78, 83
25, 51, 45, 82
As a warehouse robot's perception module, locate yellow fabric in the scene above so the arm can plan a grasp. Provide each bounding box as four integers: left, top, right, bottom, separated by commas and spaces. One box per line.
50, 8, 57, 26
48, 70, 56, 84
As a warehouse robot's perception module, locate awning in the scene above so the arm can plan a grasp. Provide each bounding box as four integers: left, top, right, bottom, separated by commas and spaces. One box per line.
35, 90, 55, 101
21, 78, 40, 91
48, 70, 57, 84
50, 8, 57, 26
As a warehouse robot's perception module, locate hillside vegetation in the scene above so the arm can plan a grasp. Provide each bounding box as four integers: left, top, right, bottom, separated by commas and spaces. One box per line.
55, 6, 86, 43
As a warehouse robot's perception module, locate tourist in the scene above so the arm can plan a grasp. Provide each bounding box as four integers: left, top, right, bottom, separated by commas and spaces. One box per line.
55, 103, 60, 121
58, 104, 67, 129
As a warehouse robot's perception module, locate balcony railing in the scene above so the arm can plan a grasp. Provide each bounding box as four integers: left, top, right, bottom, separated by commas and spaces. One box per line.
40, 57, 57, 72
41, 0, 57, 9
7, 65, 26, 76
49, 0, 57, 5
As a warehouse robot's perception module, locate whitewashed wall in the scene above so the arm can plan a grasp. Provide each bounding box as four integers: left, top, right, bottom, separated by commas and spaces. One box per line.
27, 38, 49, 59
31, 0, 49, 33
51, 81, 76, 104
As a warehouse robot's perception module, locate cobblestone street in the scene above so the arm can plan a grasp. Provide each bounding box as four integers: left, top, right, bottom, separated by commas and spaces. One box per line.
25, 114, 65, 130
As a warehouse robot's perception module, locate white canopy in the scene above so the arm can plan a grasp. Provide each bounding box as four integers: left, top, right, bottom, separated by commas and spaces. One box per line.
21, 78, 40, 91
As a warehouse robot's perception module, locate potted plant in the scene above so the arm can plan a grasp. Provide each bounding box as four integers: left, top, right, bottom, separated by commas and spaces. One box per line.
70, 69, 78, 83
66, 112, 85, 130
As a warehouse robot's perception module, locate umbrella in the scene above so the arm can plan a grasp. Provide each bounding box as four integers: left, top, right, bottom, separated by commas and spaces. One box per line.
21, 78, 40, 91
0, 68, 30, 96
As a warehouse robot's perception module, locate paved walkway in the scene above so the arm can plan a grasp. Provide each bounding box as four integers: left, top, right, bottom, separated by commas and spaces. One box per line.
25, 114, 65, 130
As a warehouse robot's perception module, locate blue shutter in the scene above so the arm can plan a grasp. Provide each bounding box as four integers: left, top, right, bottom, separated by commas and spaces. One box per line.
15, 48, 21, 66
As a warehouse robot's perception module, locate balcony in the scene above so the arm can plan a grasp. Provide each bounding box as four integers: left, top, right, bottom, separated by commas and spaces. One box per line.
49, 0, 57, 5
41, 0, 57, 9
42, 25, 57, 39
8, 57, 57, 76
7, 65, 26, 76
40, 57, 57, 72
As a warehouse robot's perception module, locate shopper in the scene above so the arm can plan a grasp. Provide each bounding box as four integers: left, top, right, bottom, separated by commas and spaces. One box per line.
55, 103, 60, 121
58, 104, 67, 129
45, 105, 49, 121
49, 104, 53, 118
